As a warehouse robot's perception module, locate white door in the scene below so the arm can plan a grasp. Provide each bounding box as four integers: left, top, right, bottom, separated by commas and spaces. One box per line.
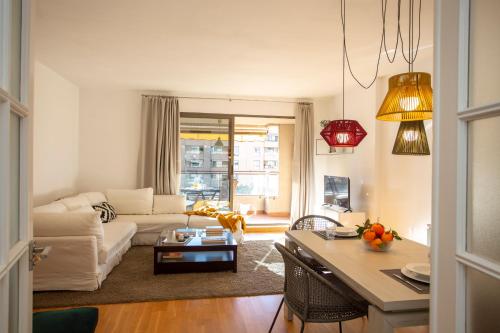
0, 0, 33, 332
432, 0, 500, 332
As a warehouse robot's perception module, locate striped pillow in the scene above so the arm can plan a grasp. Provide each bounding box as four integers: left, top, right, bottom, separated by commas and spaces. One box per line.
92, 202, 116, 223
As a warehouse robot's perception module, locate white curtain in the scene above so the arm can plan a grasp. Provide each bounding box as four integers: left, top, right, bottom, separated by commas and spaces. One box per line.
290, 102, 315, 223
138, 96, 180, 194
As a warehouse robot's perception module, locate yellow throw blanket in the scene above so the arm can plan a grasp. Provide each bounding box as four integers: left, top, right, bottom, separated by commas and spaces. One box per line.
185, 206, 246, 233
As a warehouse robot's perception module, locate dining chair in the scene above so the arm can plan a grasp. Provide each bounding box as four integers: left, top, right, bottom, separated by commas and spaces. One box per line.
291, 214, 343, 231
269, 243, 368, 333
289, 215, 343, 273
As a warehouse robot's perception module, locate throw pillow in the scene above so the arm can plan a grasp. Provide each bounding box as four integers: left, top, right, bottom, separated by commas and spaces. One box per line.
92, 202, 116, 223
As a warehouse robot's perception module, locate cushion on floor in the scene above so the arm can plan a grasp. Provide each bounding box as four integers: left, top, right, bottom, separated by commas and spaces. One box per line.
33, 307, 98, 333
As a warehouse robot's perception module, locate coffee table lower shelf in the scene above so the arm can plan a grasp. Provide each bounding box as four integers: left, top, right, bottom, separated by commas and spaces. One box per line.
154, 247, 238, 274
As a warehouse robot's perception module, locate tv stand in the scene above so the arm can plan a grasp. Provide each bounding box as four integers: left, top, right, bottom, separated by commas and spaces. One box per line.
320, 205, 365, 227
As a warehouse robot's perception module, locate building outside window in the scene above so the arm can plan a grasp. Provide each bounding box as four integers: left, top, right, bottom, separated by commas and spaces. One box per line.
234, 125, 279, 196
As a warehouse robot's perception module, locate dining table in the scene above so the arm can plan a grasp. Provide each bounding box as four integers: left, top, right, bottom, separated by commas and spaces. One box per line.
285, 230, 430, 333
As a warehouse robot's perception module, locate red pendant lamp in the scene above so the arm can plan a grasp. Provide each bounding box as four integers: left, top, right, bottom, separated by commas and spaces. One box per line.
320, 119, 367, 147
320, 21, 367, 148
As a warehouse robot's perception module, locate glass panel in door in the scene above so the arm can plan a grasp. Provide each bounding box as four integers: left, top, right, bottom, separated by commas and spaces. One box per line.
465, 266, 500, 332
9, 0, 23, 100
468, 0, 500, 107
10, 112, 21, 248
466, 112, 500, 264
180, 116, 231, 211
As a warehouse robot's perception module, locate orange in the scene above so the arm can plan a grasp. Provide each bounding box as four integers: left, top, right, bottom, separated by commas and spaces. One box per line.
370, 223, 385, 237
363, 230, 376, 241
381, 231, 394, 243
370, 238, 383, 250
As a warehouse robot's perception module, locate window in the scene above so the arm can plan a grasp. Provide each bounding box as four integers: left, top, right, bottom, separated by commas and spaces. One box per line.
212, 145, 228, 153
264, 147, 279, 153
211, 160, 228, 168
264, 160, 278, 169
234, 125, 280, 196
187, 145, 204, 153
189, 160, 203, 168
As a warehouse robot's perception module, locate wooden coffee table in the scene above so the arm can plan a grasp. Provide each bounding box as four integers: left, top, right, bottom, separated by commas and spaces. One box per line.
153, 230, 238, 274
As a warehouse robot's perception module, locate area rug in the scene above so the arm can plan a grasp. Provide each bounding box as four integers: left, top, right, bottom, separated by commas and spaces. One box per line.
34, 240, 284, 308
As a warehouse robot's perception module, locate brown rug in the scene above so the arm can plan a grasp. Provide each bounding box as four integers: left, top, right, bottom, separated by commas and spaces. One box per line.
34, 240, 284, 308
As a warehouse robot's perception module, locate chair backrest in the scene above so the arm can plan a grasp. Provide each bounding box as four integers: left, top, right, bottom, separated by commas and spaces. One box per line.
291, 215, 342, 231
274, 242, 347, 321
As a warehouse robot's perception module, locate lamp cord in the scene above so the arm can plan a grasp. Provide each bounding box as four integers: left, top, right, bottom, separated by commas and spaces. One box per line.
340, 0, 422, 90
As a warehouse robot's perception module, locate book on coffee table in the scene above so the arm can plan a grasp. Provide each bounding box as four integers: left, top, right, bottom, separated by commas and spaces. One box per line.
201, 236, 227, 244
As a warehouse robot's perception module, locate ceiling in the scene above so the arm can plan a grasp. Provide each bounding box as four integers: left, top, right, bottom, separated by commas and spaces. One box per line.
35, 0, 434, 98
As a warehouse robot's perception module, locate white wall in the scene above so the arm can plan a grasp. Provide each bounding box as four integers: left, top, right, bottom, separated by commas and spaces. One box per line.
33, 62, 79, 206
313, 87, 377, 218
313, 68, 433, 244
77, 88, 142, 192
77, 90, 297, 192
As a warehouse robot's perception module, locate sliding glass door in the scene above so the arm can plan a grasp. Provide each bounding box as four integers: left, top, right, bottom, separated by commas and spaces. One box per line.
179, 114, 233, 211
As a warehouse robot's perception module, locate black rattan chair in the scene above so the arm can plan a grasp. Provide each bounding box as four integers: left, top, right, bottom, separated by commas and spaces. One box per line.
269, 243, 367, 333
289, 215, 343, 273
291, 214, 343, 231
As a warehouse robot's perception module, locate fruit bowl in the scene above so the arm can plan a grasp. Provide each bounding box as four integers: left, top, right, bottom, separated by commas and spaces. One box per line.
363, 238, 393, 252
356, 219, 402, 252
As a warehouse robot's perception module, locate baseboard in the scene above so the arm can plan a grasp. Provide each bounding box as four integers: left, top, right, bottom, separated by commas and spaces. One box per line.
265, 212, 290, 218
246, 225, 289, 233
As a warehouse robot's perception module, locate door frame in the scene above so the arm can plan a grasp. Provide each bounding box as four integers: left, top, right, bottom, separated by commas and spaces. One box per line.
432, 0, 500, 332
0, 0, 33, 332
180, 112, 235, 210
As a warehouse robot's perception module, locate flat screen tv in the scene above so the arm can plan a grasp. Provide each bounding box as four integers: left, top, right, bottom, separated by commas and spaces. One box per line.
324, 176, 350, 210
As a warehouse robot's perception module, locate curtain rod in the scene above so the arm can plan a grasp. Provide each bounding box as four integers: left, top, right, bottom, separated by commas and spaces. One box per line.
141, 94, 311, 105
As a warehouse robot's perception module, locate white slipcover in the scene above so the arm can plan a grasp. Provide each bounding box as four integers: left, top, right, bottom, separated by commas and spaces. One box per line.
33, 202, 68, 213
58, 195, 91, 210
106, 188, 153, 214
79, 192, 107, 205
153, 195, 186, 214
99, 222, 137, 264
34, 212, 105, 252
115, 213, 188, 233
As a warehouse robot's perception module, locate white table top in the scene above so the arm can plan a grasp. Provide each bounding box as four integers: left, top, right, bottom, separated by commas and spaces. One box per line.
286, 230, 430, 312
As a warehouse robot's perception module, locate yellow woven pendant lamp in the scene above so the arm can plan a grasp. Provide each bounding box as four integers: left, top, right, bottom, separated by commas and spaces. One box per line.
376, 72, 433, 122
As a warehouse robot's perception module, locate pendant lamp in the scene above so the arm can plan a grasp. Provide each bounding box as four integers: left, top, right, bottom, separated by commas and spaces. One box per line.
392, 120, 430, 155
320, 8, 367, 149
214, 137, 224, 147
321, 120, 367, 147
377, 0, 432, 122
376, 72, 433, 121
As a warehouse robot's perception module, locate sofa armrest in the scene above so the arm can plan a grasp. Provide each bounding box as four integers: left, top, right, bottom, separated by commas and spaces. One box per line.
33, 236, 99, 291
34, 212, 104, 251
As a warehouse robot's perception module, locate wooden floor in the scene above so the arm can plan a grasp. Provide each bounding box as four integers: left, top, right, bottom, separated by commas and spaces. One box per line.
37, 295, 429, 333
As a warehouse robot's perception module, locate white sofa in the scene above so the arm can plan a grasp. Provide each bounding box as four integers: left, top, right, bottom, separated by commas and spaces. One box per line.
33, 188, 242, 291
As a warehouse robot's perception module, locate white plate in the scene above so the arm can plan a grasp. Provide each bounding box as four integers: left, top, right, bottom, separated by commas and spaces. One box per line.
405, 263, 431, 278
401, 267, 430, 284
335, 227, 357, 235
335, 231, 358, 238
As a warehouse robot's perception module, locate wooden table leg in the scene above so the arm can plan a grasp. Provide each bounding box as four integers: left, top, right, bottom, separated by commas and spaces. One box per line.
367, 305, 429, 333
283, 303, 293, 321
233, 248, 238, 273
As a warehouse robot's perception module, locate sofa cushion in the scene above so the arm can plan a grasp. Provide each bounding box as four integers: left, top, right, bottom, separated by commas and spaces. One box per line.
92, 202, 116, 223
33, 202, 68, 214
34, 212, 104, 252
99, 221, 137, 264
79, 192, 107, 206
59, 195, 91, 211
153, 195, 186, 214
106, 188, 153, 215
187, 215, 220, 229
115, 214, 188, 233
